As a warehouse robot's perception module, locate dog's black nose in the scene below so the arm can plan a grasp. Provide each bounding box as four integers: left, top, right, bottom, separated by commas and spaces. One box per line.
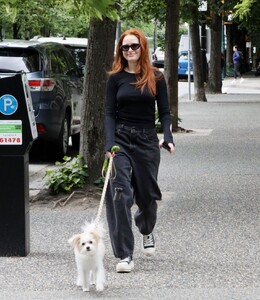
86, 246, 90, 251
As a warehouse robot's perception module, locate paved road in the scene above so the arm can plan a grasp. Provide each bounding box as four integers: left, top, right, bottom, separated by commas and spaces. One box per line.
2, 74, 259, 299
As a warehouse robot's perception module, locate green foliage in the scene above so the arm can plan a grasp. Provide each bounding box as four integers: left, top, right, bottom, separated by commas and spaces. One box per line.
0, 0, 118, 39
73, 0, 118, 20
122, 0, 166, 24
1, 0, 259, 40
234, 0, 256, 19
120, 0, 166, 49
44, 155, 88, 195
93, 177, 105, 188
233, 0, 260, 32
155, 110, 162, 133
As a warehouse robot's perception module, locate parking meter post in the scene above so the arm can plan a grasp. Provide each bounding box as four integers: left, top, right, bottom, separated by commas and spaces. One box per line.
0, 155, 30, 256
0, 73, 37, 256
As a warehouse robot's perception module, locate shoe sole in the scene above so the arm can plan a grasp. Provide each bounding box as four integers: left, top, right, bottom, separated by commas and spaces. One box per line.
116, 261, 134, 273
141, 247, 156, 257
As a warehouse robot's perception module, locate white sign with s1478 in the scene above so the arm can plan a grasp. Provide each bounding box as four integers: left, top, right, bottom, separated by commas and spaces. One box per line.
0, 120, 22, 145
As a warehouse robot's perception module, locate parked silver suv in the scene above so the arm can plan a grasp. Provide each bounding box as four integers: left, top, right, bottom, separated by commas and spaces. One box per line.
0, 39, 83, 160
31, 36, 88, 74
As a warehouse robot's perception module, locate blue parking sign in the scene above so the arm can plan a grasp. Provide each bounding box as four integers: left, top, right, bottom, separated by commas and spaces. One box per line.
0, 94, 18, 115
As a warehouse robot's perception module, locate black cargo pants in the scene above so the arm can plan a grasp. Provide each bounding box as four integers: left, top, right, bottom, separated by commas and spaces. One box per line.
234, 62, 242, 78
106, 124, 162, 259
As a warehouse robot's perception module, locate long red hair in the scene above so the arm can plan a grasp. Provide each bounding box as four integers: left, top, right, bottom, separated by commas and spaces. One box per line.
109, 28, 160, 96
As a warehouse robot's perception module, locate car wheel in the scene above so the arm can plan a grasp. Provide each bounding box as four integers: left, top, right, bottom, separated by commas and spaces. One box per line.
71, 132, 80, 150
54, 113, 70, 161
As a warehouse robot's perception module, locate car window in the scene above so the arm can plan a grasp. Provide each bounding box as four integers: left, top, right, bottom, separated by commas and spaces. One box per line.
152, 47, 165, 60
50, 51, 65, 74
0, 48, 41, 72
66, 46, 86, 69
179, 52, 192, 61
62, 49, 80, 77
179, 54, 189, 60
50, 49, 79, 76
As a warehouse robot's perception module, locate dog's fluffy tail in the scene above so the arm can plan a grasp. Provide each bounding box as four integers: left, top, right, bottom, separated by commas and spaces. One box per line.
82, 221, 105, 238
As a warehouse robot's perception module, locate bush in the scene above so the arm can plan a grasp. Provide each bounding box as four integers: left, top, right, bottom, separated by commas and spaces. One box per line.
155, 110, 162, 133
44, 155, 88, 195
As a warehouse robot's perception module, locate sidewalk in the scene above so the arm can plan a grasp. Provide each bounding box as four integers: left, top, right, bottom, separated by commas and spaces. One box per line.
1, 74, 259, 300
222, 72, 260, 95
29, 163, 49, 197
179, 71, 260, 102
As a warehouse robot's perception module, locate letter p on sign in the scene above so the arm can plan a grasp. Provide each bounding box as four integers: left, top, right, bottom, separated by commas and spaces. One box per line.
0, 95, 18, 115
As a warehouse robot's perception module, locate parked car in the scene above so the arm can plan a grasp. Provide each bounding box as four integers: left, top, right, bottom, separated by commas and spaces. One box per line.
178, 51, 193, 79
152, 47, 165, 68
152, 47, 193, 79
0, 39, 83, 160
30, 36, 88, 74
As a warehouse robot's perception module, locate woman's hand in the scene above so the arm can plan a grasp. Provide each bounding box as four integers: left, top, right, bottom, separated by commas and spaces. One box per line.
105, 145, 120, 158
105, 151, 114, 158
159, 139, 175, 154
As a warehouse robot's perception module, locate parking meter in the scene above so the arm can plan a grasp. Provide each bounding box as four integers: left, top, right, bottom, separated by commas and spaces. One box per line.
0, 73, 37, 256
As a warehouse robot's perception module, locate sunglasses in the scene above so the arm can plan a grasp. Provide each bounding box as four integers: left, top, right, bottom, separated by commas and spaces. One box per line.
120, 43, 141, 52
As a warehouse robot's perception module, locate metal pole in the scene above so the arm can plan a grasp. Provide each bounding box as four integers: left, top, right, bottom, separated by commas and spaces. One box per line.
188, 24, 191, 100
221, 18, 224, 80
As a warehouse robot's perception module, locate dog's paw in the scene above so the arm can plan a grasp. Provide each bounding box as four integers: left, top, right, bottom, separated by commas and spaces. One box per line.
96, 283, 104, 292
82, 286, 90, 292
76, 278, 83, 287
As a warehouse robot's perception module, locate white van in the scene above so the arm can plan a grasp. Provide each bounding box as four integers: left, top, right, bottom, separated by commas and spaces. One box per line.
179, 34, 190, 53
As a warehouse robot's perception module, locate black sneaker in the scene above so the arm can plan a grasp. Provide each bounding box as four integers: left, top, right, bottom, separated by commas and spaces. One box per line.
142, 233, 156, 256
116, 256, 134, 273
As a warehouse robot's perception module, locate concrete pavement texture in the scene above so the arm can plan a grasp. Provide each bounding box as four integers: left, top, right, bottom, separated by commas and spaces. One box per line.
1, 74, 260, 299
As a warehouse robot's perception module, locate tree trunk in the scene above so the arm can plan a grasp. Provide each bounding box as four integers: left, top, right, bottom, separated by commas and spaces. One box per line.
13, 23, 20, 39
200, 21, 208, 83
80, 17, 117, 183
164, 0, 180, 131
207, 0, 222, 93
189, 1, 207, 102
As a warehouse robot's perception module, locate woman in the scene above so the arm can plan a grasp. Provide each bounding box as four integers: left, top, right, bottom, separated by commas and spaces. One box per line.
232, 45, 244, 83
105, 28, 175, 273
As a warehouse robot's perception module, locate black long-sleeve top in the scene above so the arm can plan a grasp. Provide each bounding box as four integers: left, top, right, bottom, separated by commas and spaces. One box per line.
104, 70, 174, 151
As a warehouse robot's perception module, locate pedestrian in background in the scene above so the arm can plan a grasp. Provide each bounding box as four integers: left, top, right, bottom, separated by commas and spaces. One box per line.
104, 28, 175, 273
232, 45, 244, 83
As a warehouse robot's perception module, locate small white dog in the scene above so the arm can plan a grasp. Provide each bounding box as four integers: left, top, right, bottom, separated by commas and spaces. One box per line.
68, 221, 106, 292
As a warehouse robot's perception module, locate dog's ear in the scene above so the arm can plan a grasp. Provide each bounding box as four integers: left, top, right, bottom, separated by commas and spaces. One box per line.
91, 231, 100, 243
68, 234, 81, 247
